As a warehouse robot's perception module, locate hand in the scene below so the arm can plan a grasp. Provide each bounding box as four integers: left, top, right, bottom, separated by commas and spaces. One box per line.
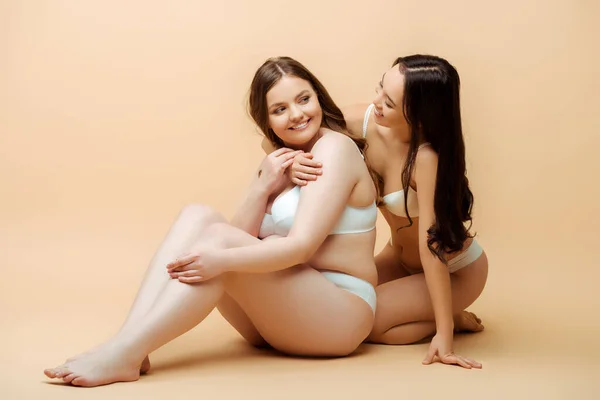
166, 248, 225, 283
289, 152, 322, 186
257, 148, 303, 194
422, 333, 482, 369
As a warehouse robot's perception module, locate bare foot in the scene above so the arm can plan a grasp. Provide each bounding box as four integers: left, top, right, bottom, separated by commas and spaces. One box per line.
140, 356, 151, 374
454, 311, 484, 333
66, 345, 101, 363
44, 341, 143, 387
68, 351, 151, 374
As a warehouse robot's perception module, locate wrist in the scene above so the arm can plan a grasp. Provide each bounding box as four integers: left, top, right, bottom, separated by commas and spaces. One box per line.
436, 318, 454, 336
249, 184, 271, 199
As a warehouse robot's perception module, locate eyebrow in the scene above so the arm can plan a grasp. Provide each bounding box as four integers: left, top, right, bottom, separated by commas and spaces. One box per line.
268, 90, 311, 109
380, 73, 397, 107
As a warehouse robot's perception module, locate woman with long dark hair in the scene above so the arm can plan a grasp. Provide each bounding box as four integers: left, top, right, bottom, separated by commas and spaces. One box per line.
281, 55, 488, 368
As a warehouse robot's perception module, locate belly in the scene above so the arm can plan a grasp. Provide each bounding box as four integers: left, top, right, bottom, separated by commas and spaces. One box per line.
384, 211, 475, 272
383, 211, 422, 269
308, 230, 378, 287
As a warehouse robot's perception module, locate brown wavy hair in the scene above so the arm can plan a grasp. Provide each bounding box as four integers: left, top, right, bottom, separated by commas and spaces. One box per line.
247, 56, 382, 199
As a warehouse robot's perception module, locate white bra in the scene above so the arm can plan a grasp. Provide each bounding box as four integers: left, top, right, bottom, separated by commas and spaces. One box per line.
258, 186, 377, 239
363, 103, 424, 218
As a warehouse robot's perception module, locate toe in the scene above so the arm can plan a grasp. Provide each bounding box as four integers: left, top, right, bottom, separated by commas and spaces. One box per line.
63, 373, 77, 384
71, 377, 83, 386
71, 377, 90, 387
468, 311, 482, 324
44, 369, 56, 378
44, 366, 68, 379
54, 368, 72, 379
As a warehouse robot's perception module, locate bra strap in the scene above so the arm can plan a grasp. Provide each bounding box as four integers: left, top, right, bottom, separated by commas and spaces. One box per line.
362, 104, 375, 138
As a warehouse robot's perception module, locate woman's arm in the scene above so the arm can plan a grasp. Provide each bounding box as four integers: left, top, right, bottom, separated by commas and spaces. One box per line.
229, 183, 270, 237
221, 134, 360, 274
278, 104, 370, 187
230, 148, 301, 237
414, 149, 455, 336
415, 149, 480, 369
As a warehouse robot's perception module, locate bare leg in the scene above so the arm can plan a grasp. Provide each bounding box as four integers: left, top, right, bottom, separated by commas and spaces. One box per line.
44, 224, 373, 386
216, 293, 269, 348
44, 221, 250, 386
66, 204, 226, 372
213, 235, 285, 349
368, 252, 488, 345
120, 204, 226, 331
374, 241, 410, 285
46, 277, 225, 386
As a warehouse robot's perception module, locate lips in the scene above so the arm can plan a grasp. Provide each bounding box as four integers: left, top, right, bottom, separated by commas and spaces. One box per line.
374, 108, 383, 117
289, 118, 311, 130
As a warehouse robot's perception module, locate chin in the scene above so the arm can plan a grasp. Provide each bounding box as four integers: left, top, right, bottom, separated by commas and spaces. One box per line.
374, 119, 390, 128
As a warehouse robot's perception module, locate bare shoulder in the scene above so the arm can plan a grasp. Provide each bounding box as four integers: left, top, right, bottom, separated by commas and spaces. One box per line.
311, 129, 361, 161
414, 145, 439, 180
342, 103, 372, 138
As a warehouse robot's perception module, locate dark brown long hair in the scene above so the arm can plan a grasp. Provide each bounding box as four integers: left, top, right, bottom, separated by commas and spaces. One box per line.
248, 56, 381, 198
394, 54, 474, 263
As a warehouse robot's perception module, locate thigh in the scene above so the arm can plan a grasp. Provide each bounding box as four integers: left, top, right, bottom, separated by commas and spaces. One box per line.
216, 293, 269, 348
154, 204, 228, 265
373, 252, 488, 331
225, 265, 373, 357
375, 241, 410, 285
199, 223, 374, 357
214, 235, 284, 349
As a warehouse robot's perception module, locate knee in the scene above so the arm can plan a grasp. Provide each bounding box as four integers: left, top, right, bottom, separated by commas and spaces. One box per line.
197, 222, 233, 248
367, 328, 386, 344
367, 314, 389, 344
179, 203, 214, 219
202, 222, 231, 238
179, 203, 223, 225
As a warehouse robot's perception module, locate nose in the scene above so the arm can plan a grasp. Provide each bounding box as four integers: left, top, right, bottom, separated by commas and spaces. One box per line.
289, 105, 303, 122
372, 89, 383, 111
373, 99, 383, 114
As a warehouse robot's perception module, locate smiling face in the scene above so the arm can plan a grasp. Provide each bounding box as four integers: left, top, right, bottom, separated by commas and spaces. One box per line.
266, 75, 323, 149
248, 56, 349, 151
372, 66, 410, 140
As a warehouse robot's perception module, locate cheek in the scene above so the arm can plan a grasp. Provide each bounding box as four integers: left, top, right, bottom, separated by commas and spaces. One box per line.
268, 114, 288, 134
388, 109, 405, 125
307, 101, 322, 119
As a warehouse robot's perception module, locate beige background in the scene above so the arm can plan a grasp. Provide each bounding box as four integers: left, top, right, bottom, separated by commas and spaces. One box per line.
1, 0, 599, 398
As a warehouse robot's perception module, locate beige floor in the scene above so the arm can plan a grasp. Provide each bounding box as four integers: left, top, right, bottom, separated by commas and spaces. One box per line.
1, 213, 598, 399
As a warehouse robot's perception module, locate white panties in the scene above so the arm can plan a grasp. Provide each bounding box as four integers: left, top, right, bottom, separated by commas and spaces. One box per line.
320, 271, 377, 313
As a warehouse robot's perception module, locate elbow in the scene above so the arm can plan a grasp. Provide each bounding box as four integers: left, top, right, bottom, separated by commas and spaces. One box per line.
291, 238, 318, 265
